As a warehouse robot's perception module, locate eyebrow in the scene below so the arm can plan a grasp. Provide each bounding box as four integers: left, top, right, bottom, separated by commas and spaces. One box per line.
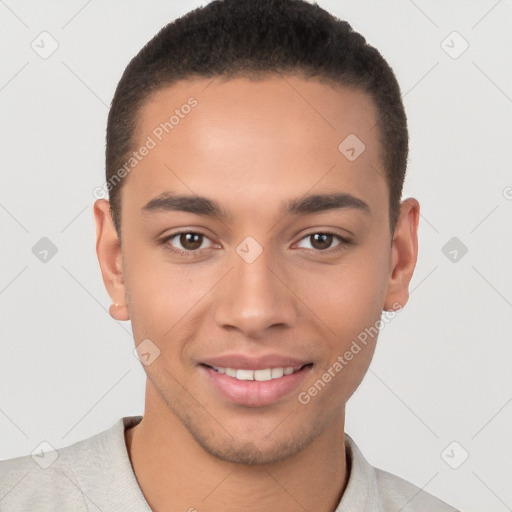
286, 192, 369, 216
141, 191, 369, 218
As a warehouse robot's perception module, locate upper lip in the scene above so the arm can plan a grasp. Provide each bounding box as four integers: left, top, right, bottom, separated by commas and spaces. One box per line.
201, 353, 312, 370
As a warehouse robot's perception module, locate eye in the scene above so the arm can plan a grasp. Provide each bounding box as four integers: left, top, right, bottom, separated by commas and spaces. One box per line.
162, 231, 215, 255
296, 232, 349, 251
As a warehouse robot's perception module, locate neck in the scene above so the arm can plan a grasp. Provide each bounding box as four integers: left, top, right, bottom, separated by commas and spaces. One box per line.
125, 387, 348, 512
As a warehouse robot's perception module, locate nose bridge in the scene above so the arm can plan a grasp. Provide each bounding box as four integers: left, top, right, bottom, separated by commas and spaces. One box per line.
214, 243, 298, 336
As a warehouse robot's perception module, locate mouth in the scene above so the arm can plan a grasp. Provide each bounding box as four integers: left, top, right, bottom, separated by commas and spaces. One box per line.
199, 362, 313, 407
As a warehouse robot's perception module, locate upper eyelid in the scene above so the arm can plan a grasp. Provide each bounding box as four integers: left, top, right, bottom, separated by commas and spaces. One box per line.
294, 233, 348, 252
164, 231, 216, 248
163, 230, 348, 250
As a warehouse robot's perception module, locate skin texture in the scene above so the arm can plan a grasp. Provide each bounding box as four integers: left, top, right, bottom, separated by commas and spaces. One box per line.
94, 75, 419, 512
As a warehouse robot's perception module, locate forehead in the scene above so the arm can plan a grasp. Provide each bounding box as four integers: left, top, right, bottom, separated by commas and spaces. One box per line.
123, 75, 386, 217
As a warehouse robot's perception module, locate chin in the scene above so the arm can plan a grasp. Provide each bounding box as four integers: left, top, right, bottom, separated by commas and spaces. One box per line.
196, 437, 303, 465
184, 417, 326, 466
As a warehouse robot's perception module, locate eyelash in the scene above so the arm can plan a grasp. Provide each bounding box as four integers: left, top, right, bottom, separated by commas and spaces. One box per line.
160, 230, 351, 258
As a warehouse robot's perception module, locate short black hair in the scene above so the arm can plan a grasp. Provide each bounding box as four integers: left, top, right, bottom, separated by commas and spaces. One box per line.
106, 0, 408, 238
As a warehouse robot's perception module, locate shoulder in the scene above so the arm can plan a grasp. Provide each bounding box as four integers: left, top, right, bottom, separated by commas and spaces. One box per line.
0, 416, 142, 511
0, 442, 89, 510
373, 467, 460, 512
340, 435, 461, 512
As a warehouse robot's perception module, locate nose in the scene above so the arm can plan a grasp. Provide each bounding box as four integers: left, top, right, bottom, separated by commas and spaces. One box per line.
213, 246, 299, 339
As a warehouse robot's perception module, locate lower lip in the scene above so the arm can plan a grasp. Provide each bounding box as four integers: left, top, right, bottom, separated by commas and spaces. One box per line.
201, 365, 312, 407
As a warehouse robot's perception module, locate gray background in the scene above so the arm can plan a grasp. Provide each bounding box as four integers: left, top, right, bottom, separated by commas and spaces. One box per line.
1, 1, 511, 511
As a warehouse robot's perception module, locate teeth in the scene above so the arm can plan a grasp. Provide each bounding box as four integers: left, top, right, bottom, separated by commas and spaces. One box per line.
225, 367, 237, 377
271, 367, 284, 378
254, 368, 272, 381
211, 366, 299, 381
236, 369, 254, 380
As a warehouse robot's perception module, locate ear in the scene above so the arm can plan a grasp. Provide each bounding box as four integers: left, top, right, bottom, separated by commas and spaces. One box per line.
93, 199, 130, 321
383, 198, 420, 311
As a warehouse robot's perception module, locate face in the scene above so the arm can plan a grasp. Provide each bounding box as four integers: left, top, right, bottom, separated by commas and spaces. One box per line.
95, 75, 418, 465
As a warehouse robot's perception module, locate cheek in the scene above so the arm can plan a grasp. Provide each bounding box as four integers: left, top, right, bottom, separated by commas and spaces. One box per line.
123, 249, 215, 343
298, 247, 390, 340
297, 267, 386, 412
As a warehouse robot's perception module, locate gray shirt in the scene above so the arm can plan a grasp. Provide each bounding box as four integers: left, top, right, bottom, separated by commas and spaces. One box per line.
0, 416, 459, 511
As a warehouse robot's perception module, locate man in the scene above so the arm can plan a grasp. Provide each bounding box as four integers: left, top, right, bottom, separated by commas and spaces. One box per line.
0, 0, 460, 510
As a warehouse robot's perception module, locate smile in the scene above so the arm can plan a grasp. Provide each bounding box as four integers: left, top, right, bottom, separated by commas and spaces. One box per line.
200, 362, 313, 407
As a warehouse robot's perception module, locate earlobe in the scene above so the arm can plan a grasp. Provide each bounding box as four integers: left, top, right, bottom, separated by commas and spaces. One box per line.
383, 198, 420, 311
109, 302, 130, 322
93, 199, 130, 321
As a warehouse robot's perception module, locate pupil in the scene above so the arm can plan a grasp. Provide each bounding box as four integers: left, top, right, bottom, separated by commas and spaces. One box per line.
311, 233, 332, 250
180, 233, 202, 250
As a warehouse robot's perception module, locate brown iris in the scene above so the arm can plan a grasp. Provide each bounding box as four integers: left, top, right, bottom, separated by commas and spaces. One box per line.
179, 233, 203, 250
309, 233, 334, 250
